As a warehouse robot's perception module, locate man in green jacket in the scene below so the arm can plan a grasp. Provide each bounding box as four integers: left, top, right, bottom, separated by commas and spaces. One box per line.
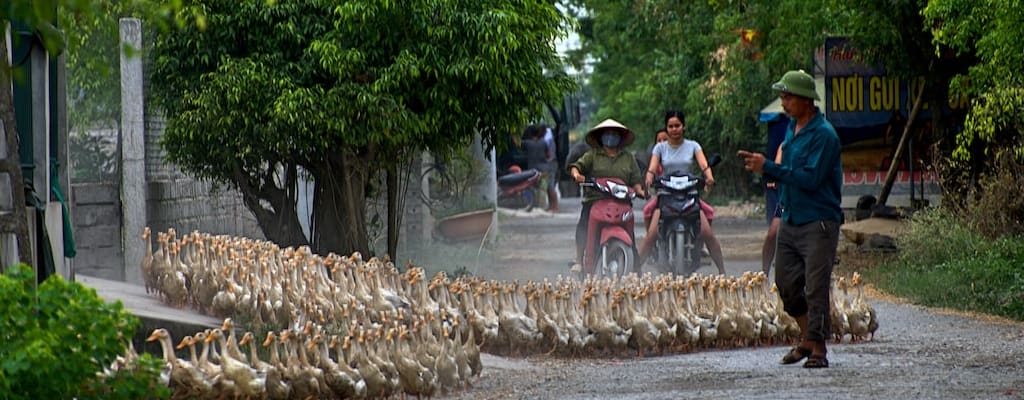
738, 70, 842, 369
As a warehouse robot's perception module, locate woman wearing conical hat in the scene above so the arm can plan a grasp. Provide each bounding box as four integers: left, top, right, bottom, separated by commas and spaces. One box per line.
566, 118, 647, 273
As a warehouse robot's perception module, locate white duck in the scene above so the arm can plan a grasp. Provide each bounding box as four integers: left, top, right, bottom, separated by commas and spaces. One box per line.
206, 328, 264, 397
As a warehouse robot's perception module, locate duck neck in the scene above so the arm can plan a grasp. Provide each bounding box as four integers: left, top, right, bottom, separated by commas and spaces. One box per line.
246, 340, 261, 367
158, 337, 177, 363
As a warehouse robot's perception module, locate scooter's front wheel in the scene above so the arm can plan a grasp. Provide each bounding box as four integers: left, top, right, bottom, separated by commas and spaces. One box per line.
674, 229, 702, 276
599, 239, 635, 279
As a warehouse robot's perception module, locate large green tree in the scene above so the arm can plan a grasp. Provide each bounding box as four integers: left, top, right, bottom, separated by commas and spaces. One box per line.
149, 0, 572, 256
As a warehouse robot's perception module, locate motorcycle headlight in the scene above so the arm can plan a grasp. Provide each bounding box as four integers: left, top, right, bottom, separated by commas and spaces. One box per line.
666, 176, 695, 191
609, 183, 629, 199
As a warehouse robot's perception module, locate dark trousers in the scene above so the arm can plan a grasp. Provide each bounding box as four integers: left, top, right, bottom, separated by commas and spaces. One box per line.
775, 219, 840, 342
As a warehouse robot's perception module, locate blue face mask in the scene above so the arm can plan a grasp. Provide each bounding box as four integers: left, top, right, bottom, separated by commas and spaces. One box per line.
600, 132, 622, 148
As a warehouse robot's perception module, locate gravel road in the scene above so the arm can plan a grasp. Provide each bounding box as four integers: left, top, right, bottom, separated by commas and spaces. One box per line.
439, 196, 1024, 400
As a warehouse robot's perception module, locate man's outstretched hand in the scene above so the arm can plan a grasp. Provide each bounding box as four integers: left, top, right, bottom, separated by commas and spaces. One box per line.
737, 150, 767, 174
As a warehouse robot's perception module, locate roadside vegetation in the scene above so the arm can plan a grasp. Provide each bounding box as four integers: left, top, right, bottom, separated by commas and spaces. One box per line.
0, 265, 168, 399
855, 156, 1024, 321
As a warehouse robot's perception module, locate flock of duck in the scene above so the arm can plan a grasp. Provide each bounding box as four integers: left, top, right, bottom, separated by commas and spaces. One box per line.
134, 227, 878, 398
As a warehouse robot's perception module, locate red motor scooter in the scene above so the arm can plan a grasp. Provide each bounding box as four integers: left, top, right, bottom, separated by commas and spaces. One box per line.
579, 177, 638, 278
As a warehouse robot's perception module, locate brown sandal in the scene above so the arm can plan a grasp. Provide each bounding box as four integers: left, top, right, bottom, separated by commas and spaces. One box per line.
803, 354, 829, 368
780, 346, 811, 365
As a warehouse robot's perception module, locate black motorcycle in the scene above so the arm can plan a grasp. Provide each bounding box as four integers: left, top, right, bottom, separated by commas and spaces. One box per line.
650, 154, 721, 276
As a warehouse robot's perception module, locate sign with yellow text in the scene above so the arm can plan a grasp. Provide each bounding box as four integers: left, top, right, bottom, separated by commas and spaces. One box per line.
824, 37, 968, 129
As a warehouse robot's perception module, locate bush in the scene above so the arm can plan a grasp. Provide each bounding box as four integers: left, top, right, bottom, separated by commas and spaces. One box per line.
0, 265, 168, 399
960, 152, 1024, 239
869, 209, 1024, 320
896, 206, 981, 269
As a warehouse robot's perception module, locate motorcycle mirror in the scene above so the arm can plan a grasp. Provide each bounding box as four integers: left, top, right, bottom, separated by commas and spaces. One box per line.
707, 154, 723, 169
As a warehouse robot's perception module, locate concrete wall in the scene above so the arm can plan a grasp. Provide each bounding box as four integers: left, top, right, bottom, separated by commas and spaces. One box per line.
70, 184, 122, 280
141, 118, 263, 239
69, 19, 265, 283
145, 179, 263, 239
69, 127, 439, 281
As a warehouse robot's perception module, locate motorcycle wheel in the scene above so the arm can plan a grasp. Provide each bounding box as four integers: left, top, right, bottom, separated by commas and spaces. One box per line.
672, 229, 702, 276
599, 239, 635, 279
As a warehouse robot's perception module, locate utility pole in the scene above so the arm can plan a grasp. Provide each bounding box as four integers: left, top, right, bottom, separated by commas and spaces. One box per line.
876, 81, 926, 207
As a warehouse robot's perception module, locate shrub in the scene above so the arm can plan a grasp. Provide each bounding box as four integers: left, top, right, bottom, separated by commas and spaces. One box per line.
960, 152, 1024, 239
896, 206, 982, 269
871, 213, 1024, 320
0, 265, 168, 399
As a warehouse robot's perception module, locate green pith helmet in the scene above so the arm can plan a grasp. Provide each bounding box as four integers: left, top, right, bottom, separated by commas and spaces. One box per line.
771, 70, 819, 100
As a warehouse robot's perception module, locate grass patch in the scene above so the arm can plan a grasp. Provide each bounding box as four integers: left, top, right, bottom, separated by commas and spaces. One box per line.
856, 207, 1024, 321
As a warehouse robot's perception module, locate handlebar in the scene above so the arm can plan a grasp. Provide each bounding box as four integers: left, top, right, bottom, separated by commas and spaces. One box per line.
651, 153, 722, 192
578, 178, 646, 200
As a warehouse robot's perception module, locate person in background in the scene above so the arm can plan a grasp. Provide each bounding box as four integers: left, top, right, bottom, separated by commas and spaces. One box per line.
762, 143, 783, 275
639, 129, 669, 247
540, 124, 560, 212
738, 69, 842, 369
567, 118, 646, 273
643, 130, 669, 226
522, 125, 550, 211
640, 111, 725, 275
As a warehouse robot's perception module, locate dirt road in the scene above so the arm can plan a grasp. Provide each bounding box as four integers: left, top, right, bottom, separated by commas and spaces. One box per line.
441, 197, 1024, 400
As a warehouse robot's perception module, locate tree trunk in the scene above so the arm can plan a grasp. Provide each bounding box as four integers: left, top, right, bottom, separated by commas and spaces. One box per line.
0, 36, 33, 266
312, 151, 370, 257
233, 162, 308, 249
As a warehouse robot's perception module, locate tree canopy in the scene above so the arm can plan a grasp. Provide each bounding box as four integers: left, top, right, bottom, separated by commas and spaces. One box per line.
149, 0, 573, 256
924, 0, 1024, 163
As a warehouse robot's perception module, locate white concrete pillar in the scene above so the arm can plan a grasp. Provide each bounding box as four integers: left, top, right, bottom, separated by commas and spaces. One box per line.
420, 151, 434, 241
119, 18, 146, 284
30, 37, 68, 280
